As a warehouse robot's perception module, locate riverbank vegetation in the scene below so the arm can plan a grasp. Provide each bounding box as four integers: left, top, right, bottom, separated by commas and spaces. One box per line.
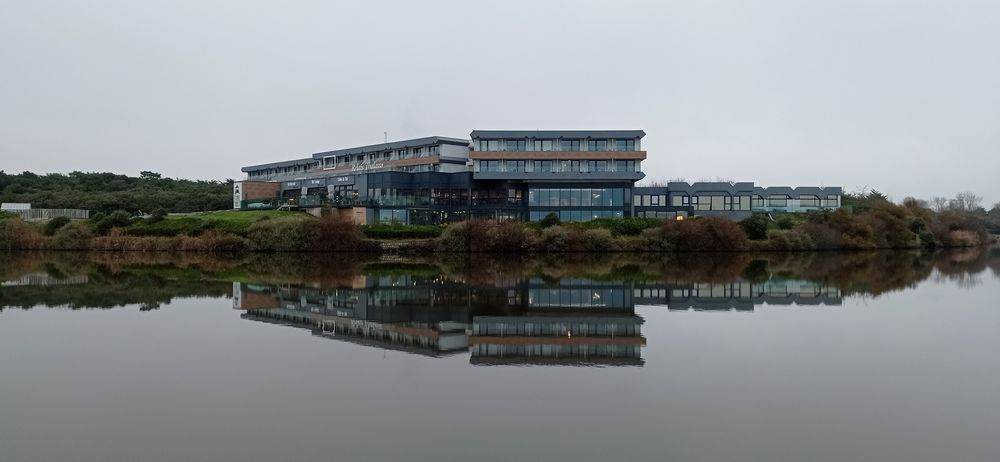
0, 191, 995, 253
2, 247, 997, 311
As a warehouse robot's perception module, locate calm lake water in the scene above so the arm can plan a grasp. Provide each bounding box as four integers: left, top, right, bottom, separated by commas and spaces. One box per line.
1, 249, 999, 462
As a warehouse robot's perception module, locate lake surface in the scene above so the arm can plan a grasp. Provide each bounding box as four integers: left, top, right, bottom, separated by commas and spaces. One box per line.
1, 249, 999, 462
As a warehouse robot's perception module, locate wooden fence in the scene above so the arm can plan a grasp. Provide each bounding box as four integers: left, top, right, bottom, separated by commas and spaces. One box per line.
9, 208, 90, 220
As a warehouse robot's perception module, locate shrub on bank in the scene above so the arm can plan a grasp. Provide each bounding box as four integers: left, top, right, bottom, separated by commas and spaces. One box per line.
44, 216, 72, 236
94, 210, 133, 235
753, 228, 816, 251
739, 214, 770, 240
435, 219, 503, 252
247, 217, 377, 252
51, 221, 94, 250
0, 218, 47, 250
582, 217, 661, 236
639, 216, 750, 252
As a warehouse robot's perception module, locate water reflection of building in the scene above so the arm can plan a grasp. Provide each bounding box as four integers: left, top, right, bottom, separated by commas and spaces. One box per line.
235, 277, 473, 357
234, 276, 647, 365
470, 279, 645, 366
2, 273, 89, 286
633, 279, 842, 311
233, 275, 840, 365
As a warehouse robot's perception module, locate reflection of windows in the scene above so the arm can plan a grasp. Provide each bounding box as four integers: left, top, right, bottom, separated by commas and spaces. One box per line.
768, 195, 788, 207
480, 160, 501, 172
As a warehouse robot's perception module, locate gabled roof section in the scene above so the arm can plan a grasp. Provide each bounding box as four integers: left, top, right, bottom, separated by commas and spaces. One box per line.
470, 130, 646, 139
310, 136, 469, 160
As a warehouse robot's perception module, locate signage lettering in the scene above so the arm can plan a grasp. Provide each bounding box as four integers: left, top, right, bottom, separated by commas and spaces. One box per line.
351, 161, 385, 172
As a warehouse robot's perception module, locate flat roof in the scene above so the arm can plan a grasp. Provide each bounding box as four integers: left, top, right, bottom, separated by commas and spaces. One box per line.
470, 130, 646, 139
310, 136, 470, 160
241, 157, 317, 173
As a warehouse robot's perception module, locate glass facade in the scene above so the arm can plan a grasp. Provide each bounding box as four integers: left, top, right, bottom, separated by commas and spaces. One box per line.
527, 188, 626, 207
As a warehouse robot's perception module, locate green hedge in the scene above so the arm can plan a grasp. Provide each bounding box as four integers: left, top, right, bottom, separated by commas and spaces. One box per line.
579, 217, 662, 236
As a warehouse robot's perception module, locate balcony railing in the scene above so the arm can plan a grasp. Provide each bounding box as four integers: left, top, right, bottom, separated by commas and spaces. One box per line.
241, 194, 526, 210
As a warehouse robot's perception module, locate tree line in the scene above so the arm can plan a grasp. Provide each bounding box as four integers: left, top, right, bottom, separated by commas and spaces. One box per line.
0, 170, 232, 215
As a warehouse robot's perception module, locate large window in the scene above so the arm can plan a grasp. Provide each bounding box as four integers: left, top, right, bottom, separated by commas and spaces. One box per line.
560, 139, 581, 151
505, 139, 526, 151
613, 139, 636, 151
768, 195, 788, 207
614, 160, 635, 172
412, 147, 423, 157
588, 139, 608, 151
486, 140, 501, 151
587, 160, 608, 172
528, 188, 625, 208
507, 160, 527, 172
737, 195, 751, 210
533, 160, 553, 173
427, 145, 439, 155
823, 195, 839, 207
480, 160, 501, 172
799, 195, 820, 207
533, 139, 554, 151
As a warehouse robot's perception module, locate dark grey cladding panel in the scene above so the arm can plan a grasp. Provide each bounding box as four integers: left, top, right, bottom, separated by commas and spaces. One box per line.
470, 130, 646, 139
365, 171, 475, 189
241, 157, 317, 172
667, 182, 756, 194
310, 136, 470, 160
634, 182, 843, 197
754, 186, 843, 196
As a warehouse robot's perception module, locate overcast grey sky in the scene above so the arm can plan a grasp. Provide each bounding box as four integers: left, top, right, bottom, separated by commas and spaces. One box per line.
2, 0, 998, 203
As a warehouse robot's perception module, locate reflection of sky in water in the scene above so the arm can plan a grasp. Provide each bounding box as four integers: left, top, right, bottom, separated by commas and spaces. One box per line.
1, 250, 999, 461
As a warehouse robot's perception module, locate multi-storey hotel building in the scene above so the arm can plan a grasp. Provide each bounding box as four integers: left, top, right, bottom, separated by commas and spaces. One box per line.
236, 130, 841, 224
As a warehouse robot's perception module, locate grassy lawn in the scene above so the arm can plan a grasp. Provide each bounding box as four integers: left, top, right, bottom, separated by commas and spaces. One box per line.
127, 210, 313, 236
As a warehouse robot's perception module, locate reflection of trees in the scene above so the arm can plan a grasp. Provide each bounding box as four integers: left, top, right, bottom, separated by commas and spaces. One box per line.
1, 247, 997, 309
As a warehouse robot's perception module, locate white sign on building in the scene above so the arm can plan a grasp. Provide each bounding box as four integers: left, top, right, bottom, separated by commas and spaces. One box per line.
233, 183, 244, 209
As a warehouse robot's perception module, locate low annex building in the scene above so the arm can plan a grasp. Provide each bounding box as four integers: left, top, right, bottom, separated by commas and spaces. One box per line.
236, 130, 841, 224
